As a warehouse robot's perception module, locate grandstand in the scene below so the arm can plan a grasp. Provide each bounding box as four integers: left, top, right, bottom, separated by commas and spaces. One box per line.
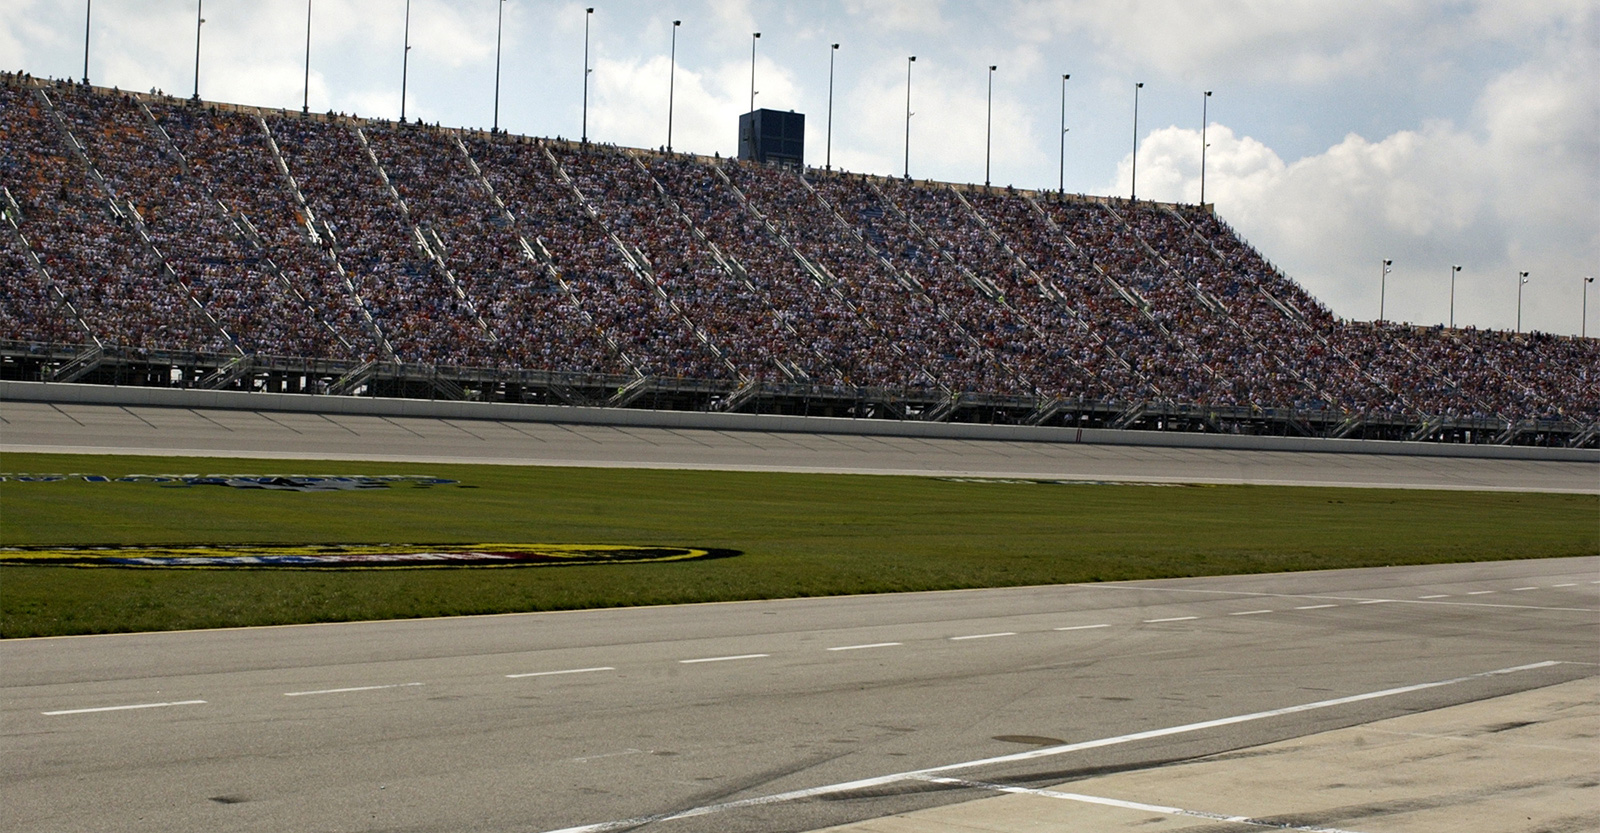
3, 73, 1597, 447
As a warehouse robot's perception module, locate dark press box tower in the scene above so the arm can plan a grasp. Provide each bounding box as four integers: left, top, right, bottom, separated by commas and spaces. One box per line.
738, 109, 805, 170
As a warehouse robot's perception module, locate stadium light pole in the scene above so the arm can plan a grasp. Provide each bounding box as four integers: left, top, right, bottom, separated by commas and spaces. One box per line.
1058, 74, 1070, 197
302, 0, 312, 112
1516, 271, 1529, 333
1130, 81, 1143, 201
1584, 276, 1594, 338
985, 65, 996, 187
581, 7, 593, 142
1379, 259, 1393, 323
667, 20, 680, 151
750, 32, 760, 113
192, 0, 204, 100
1449, 264, 1461, 329
492, 0, 506, 131
826, 43, 838, 170
400, 0, 412, 121
1200, 90, 1212, 206
904, 56, 915, 179
82, 0, 91, 84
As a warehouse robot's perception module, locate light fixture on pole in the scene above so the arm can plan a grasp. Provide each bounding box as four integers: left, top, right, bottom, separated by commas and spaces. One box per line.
581, 7, 593, 142
985, 65, 996, 187
826, 43, 838, 170
1379, 259, 1393, 323
1058, 74, 1070, 197
1584, 276, 1594, 338
193, 0, 205, 100
492, 0, 506, 132
749, 32, 760, 113
302, 0, 312, 112
1130, 81, 1143, 201
401, 0, 412, 121
1200, 90, 1212, 206
667, 20, 680, 151
1449, 264, 1461, 329
904, 56, 916, 179
82, 0, 91, 84
1517, 271, 1529, 333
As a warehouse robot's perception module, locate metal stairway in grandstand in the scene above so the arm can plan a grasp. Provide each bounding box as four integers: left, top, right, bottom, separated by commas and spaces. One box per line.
134, 101, 364, 362
541, 145, 745, 384
1, 186, 103, 352
352, 126, 498, 348
449, 133, 644, 382
29, 82, 242, 357
258, 115, 395, 361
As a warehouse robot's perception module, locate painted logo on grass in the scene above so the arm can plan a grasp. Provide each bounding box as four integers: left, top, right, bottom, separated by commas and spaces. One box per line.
0, 544, 740, 569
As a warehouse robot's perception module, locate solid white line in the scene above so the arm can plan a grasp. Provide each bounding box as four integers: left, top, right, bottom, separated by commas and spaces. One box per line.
950, 632, 1016, 641
283, 683, 423, 697
1552, 583, 1577, 587
1419, 594, 1449, 599
1054, 623, 1110, 631
1295, 604, 1337, 610
1512, 587, 1538, 591
1144, 616, 1198, 623
827, 642, 902, 652
536, 660, 1561, 833
1229, 609, 1274, 616
679, 654, 768, 664
917, 775, 1368, 833
43, 699, 206, 716
506, 667, 615, 679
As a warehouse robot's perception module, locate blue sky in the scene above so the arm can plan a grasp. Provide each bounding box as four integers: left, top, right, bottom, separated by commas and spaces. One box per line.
4, 0, 1596, 336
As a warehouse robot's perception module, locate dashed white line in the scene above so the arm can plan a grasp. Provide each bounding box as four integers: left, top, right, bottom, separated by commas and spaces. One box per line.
1466, 591, 1496, 595
1356, 599, 1392, 605
1229, 609, 1274, 616
507, 667, 615, 679
827, 642, 902, 652
950, 632, 1016, 641
1054, 623, 1111, 631
679, 654, 769, 664
1295, 604, 1337, 610
1144, 616, 1198, 623
1553, 583, 1577, 587
284, 683, 423, 697
1512, 587, 1539, 591
1419, 594, 1449, 599
43, 699, 206, 716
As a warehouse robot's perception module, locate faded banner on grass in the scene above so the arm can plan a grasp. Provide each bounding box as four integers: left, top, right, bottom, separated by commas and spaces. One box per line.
0, 543, 740, 569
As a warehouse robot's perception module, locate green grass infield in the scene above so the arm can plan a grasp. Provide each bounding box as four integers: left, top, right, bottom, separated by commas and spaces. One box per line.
2, 451, 1595, 638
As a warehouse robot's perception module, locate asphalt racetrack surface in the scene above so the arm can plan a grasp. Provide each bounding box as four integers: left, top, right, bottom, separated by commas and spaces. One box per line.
3, 558, 1596, 833
2, 401, 1595, 492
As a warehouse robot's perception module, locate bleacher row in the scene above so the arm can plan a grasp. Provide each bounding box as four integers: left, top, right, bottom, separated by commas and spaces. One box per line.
3, 74, 1596, 425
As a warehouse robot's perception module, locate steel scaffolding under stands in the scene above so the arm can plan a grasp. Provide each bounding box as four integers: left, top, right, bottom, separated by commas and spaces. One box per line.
4, 341, 1593, 448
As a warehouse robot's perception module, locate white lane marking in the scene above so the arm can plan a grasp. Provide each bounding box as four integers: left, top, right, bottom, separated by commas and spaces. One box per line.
507, 667, 615, 679
679, 654, 769, 664
284, 682, 423, 697
1512, 586, 1538, 591
950, 632, 1016, 641
916, 775, 1367, 833
1591, 580, 1600, 584
827, 642, 902, 652
1466, 591, 1496, 595
1419, 594, 1449, 599
1295, 604, 1337, 610
1356, 599, 1391, 605
1553, 583, 1577, 587
1084, 583, 1596, 612
1229, 609, 1274, 616
1144, 616, 1198, 623
536, 660, 1561, 833
43, 699, 206, 716
1054, 623, 1110, 631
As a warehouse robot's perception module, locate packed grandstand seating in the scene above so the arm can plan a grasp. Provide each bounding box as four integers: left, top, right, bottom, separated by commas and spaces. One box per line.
3, 73, 1597, 427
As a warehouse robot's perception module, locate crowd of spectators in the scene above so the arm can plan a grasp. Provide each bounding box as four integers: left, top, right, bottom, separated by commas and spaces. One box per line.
4, 74, 1594, 424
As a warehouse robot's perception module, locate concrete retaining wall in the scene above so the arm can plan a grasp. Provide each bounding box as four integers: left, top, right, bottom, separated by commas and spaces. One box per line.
4, 380, 1594, 463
